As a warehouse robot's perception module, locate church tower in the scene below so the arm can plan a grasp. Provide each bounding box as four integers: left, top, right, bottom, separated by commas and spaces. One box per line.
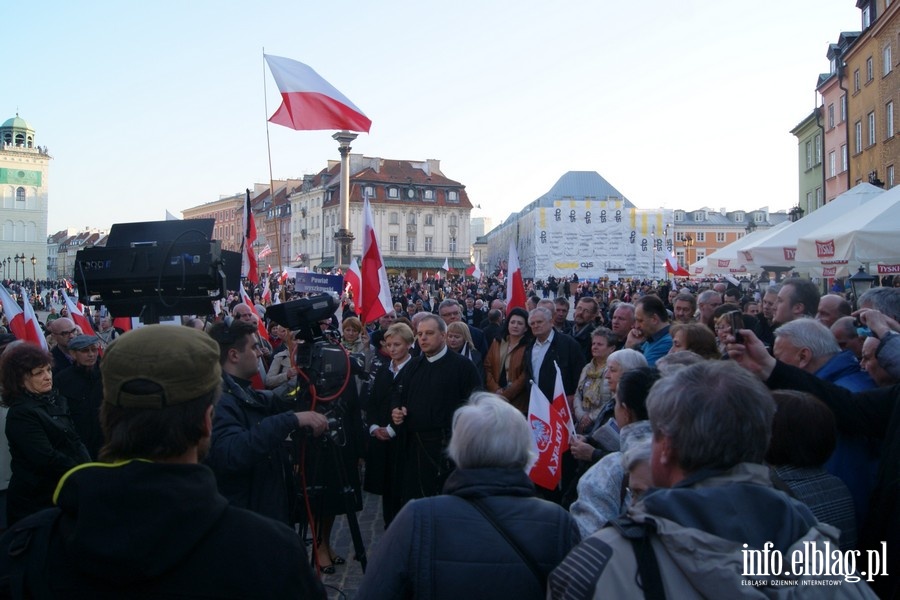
0, 114, 49, 281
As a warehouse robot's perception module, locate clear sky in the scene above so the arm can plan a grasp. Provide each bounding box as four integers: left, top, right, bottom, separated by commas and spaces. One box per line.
8, 0, 862, 234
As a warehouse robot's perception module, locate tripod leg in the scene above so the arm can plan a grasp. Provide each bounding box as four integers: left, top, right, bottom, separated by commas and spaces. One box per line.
326, 437, 368, 573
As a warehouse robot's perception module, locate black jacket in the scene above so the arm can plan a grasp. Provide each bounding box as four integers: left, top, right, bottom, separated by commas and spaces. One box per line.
357, 467, 580, 600
523, 332, 586, 403
54, 364, 104, 460
0, 460, 325, 598
5, 391, 89, 526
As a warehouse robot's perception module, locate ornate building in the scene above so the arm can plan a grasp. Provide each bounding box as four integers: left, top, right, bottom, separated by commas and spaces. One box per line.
1, 114, 49, 280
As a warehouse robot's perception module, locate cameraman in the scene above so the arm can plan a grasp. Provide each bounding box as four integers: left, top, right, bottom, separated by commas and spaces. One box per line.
206, 319, 328, 525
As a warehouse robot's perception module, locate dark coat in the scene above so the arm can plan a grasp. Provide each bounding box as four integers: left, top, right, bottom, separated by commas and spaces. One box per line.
357, 467, 580, 600
0, 461, 325, 598
5, 391, 90, 526
204, 374, 299, 525
523, 332, 587, 403
54, 364, 104, 460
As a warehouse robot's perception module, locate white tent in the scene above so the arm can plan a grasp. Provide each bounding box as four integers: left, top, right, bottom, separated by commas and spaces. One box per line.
742, 183, 885, 269
795, 184, 900, 277
689, 221, 791, 276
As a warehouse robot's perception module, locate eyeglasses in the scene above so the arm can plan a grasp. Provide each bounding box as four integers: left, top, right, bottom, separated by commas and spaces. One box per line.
56, 328, 78, 337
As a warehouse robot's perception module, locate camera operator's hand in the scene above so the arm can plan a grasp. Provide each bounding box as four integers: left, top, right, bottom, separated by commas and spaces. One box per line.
295, 411, 328, 436
391, 407, 407, 426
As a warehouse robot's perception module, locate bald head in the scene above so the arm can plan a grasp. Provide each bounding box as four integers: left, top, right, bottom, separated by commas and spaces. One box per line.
49, 317, 78, 351
816, 294, 851, 328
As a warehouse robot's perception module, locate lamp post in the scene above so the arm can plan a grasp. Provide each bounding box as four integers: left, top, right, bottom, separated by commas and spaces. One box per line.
14, 254, 21, 281
30, 255, 36, 290
745, 220, 757, 235
0, 259, 5, 279
788, 206, 805, 223
682, 235, 695, 267
5, 256, 9, 281
848, 266, 877, 309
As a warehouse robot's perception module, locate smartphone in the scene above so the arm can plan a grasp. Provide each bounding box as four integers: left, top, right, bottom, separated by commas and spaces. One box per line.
730, 312, 744, 344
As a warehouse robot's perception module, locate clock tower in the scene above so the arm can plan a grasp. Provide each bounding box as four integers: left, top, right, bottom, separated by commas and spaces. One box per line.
0, 114, 50, 281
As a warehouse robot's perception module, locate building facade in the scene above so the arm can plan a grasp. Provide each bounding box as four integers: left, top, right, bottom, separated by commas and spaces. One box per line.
790, 108, 825, 215
1, 114, 49, 280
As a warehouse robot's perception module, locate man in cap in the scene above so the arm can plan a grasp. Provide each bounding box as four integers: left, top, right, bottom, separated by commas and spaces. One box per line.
54, 335, 104, 460
0, 326, 325, 598
206, 319, 328, 525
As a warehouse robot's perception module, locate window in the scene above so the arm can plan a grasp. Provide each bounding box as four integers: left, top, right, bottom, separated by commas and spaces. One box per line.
755, 213, 765, 223
425, 214, 433, 226
828, 104, 835, 129
806, 141, 812, 168
424, 189, 434, 201
389, 212, 399, 225
388, 187, 399, 199
888, 101, 895, 139
830, 151, 837, 177
449, 237, 457, 253
693, 211, 705, 222
867, 56, 874, 82
817, 188, 824, 209
855, 121, 863, 153
364, 185, 374, 198
407, 238, 416, 252
389, 235, 398, 252
869, 112, 876, 146
862, 4, 871, 28
885, 45, 893, 76
447, 190, 458, 202
696, 232, 706, 242
888, 165, 895, 188
407, 213, 416, 225
15, 187, 25, 203
815, 134, 822, 164
425, 236, 433, 252
675, 231, 686, 242
734, 212, 744, 223
450, 215, 458, 227
854, 69, 860, 92
716, 232, 726, 242
841, 95, 847, 122
807, 191, 814, 209
674, 211, 684, 222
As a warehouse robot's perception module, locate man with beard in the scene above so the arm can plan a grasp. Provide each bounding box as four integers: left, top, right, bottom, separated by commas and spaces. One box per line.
0, 326, 325, 598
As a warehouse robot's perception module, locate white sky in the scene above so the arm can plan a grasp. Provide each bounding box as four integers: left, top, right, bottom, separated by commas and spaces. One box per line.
8, 1, 862, 234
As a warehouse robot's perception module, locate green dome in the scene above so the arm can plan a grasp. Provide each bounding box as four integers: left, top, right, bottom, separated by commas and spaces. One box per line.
1, 115, 33, 131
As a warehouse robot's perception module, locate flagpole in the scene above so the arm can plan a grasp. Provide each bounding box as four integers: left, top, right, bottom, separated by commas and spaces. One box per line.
262, 48, 284, 275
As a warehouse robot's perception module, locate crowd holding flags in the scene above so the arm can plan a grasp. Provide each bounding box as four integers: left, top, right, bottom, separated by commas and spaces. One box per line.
527, 362, 575, 490
0, 284, 47, 350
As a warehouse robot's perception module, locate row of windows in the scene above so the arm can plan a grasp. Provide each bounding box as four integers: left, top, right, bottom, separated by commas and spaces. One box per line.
806, 188, 825, 211
674, 210, 765, 223
366, 185, 459, 203
388, 235, 458, 253
828, 145, 850, 178
853, 101, 895, 153
387, 212, 458, 227
806, 134, 823, 169
852, 43, 894, 94
826, 96, 848, 129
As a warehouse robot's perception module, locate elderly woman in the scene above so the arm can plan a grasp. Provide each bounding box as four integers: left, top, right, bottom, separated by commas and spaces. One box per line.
1, 343, 90, 525
484, 307, 531, 413
357, 392, 580, 600
363, 322, 415, 529
572, 327, 618, 434
446, 321, 484, 383
570, 367, 660, 538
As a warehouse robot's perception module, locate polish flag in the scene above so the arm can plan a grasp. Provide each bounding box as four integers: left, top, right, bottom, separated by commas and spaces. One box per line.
0, 285, 47, 349
665, 250, 690, 277
258, 244, 273, 259
465, 264, 483, 279
506, 240, 526, 315
242, 190, 259, 284
62, 290, 96, 337
345, 259, 362, 315
279, 269, 290, 285
527, 362, 575, 490
441, 257, 451, 273
360, 196, 392, 323
261, 277, 272, 305
267, 264, 273, 276
239, 282, 270, 343
265, 54, 371, 133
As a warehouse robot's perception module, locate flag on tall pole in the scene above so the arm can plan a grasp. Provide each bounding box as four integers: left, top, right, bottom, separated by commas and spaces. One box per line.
360, 195, 392, 324
242, 189, 259, 284
264, 54, 372, 133
527, 362, 575, 490
506, 240, 526, 315
0, 285, 46, 349
665, 249, 690, 277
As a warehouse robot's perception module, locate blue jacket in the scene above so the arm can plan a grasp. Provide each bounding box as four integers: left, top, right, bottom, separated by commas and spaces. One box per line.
358, 467, 580, 600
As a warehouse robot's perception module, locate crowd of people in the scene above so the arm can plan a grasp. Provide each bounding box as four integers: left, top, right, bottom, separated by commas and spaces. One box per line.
0, 270, 896, 597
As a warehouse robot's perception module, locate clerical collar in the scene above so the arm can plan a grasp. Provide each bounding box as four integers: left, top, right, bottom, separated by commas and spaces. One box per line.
425, 345, 448, 363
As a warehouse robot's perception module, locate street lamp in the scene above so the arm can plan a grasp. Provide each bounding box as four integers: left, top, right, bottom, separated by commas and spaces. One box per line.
682, 235, 695, 267
5, 256, 9, 280
788, 206, 805, 222
30, 255, 36, 286
848, 266, 877, 309
0, 259, 5, 279
745, 220, 757, 235
14, 254, 22, 281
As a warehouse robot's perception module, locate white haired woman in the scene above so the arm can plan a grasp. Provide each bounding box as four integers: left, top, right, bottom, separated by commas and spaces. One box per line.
357, 392, 580, 600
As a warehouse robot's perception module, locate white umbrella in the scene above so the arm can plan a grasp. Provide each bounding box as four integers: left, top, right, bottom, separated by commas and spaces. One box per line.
795, 184, 900, 276
744, 183, 885, 268
689, 221, 791, 276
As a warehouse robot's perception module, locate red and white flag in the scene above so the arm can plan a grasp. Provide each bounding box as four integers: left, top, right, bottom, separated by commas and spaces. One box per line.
665, 249, 690, 277
261, 277, 272, 305
278, 269, 290, 285
506, 240, 526, 316
441, 257, 451, 273
360, 195, 392, 323
239, 282, 270, 343
242, 190, 259, 284
345, 259, 362, 315
0, 285, 47, 349
527, 362, 575, 490
465, 264, 483, 279
265, 54, 372, 133
258, 244, 273, 259
61, 290, 96, 337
